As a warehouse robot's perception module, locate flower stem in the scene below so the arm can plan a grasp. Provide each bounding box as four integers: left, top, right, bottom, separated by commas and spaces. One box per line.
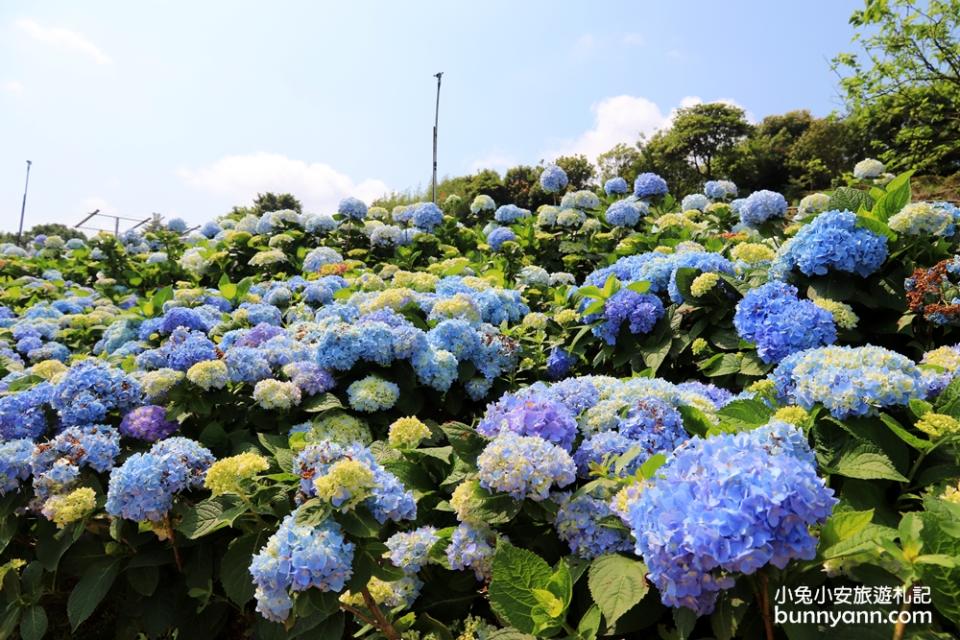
360, 588, 401, 640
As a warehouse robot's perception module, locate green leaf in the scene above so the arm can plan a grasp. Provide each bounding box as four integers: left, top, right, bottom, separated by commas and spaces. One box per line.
830, 444, 907, 481
717, 399, 773, 427
453, 480, 522, 525
828, 187, 873, 214
820, 523, 897, 560
678, 405, 714, 438
638, 453, 667, 480
126, 565, 159, 596
20, 606, 47, 640
176, 498, 229, 539
488, 541, 556, 635
587, 554, 649, 629
576, 605, 602, 640
878, 412, 932, 451
919, 498, 960, 625
818, 509, 874, 551
301, 393, 343, 413
855, 215, 897, 241
484, 631, 536, 640
221, 533, 261, 606
626, 281, 651, 294
67, 559, 120, 631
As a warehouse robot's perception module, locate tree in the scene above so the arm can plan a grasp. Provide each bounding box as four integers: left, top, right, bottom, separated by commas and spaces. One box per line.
787, 116, 860, 191
230, 192, 304, 217
553, 154, 597, 190
719, 110, 815, 195
659, 103, 751, 180
503, 165, 549, 210
637, 130, 702, 196
834, 0, 960, 173
596, 143, 643, 183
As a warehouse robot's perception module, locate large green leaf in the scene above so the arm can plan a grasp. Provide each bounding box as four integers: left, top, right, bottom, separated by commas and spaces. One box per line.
488, 542, 556, 635
587, 554, 649, 629
220, 533, 262, 606
919, 499, 960, 626
20, 606, 48, 640
67, 559, 121, 630
830, 444, 907, 481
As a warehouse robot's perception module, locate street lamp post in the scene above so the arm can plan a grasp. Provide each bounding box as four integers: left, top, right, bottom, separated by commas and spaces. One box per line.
16, 160, 32, 247
432, 72, 443, 204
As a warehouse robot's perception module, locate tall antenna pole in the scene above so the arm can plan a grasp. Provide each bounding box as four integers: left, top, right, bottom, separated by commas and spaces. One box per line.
432, 72, 443, 204
16, 160, 32, 247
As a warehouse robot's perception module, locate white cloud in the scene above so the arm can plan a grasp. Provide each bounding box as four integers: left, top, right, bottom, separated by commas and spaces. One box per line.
544, 95, 756, 163
468, 153, 517, 175
178, 152, 389, 212
670, 95, 755, 124
572, 33, 595, 56
546, 95, 671, 161
1, 80, 24, 96
80, 196, 116, 215
15, 18, 112, 64
622, 33, 644, 46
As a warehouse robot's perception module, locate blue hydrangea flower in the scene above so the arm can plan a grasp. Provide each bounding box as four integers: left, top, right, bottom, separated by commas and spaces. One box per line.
446, 523, 496, 581
486, 226, 517, 251
675, 381, 734, 409
605, 200, 643, 227
225, 347, 273, 383
200, 221, 221, 238
0, 439, 35, 494
0, 381, 53, 441
160, 307, 211, 335
52, 360, 142, 426
554, 492, 633, 559
604, 177, 629, 195
734, 282, 837, 364
633, 173, 668, 199
470, 195, 496, 215
772, 345, 925, 418
494, 204, 530, 224
346, 376, 399, 412
119, 405, 178, 441
480, 397, 578, 451
588, 288, 665, 345
681, 194, 710, 211
704, 180, 737, 200
540, 164, 569, 193
573, 431, 640, 477
166, 218, 187, 233
739, 190, 787, 226
412, 202, 444, 232
620, 422, 836, 615
770, 210, 888, 279
105, 437, 213, 522
476, 432, 576, 501
249, 513, 355, 623
303, 247, 344, 273
338, 197, 368, 220
385, 526, 438, 574
546, 347, 576, 380
32, 424, 121, 478
295, 441, 416, 523
283, 362, 335, 396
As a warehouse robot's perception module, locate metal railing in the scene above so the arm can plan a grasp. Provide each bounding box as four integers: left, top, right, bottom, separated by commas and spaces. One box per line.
74, 210, 155, 236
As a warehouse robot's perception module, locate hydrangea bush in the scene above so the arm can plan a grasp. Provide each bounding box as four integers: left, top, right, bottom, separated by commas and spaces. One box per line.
0, 163, 959, 639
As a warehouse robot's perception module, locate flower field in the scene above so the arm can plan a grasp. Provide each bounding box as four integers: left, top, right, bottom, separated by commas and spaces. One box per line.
2, 161, 960, 639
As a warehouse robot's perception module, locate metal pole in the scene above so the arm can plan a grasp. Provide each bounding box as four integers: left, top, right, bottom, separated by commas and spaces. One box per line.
16, 160, 32, 246
432, 72, 443, 204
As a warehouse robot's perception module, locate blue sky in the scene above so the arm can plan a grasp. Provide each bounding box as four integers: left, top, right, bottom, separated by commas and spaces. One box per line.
1, 1, 862, 233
